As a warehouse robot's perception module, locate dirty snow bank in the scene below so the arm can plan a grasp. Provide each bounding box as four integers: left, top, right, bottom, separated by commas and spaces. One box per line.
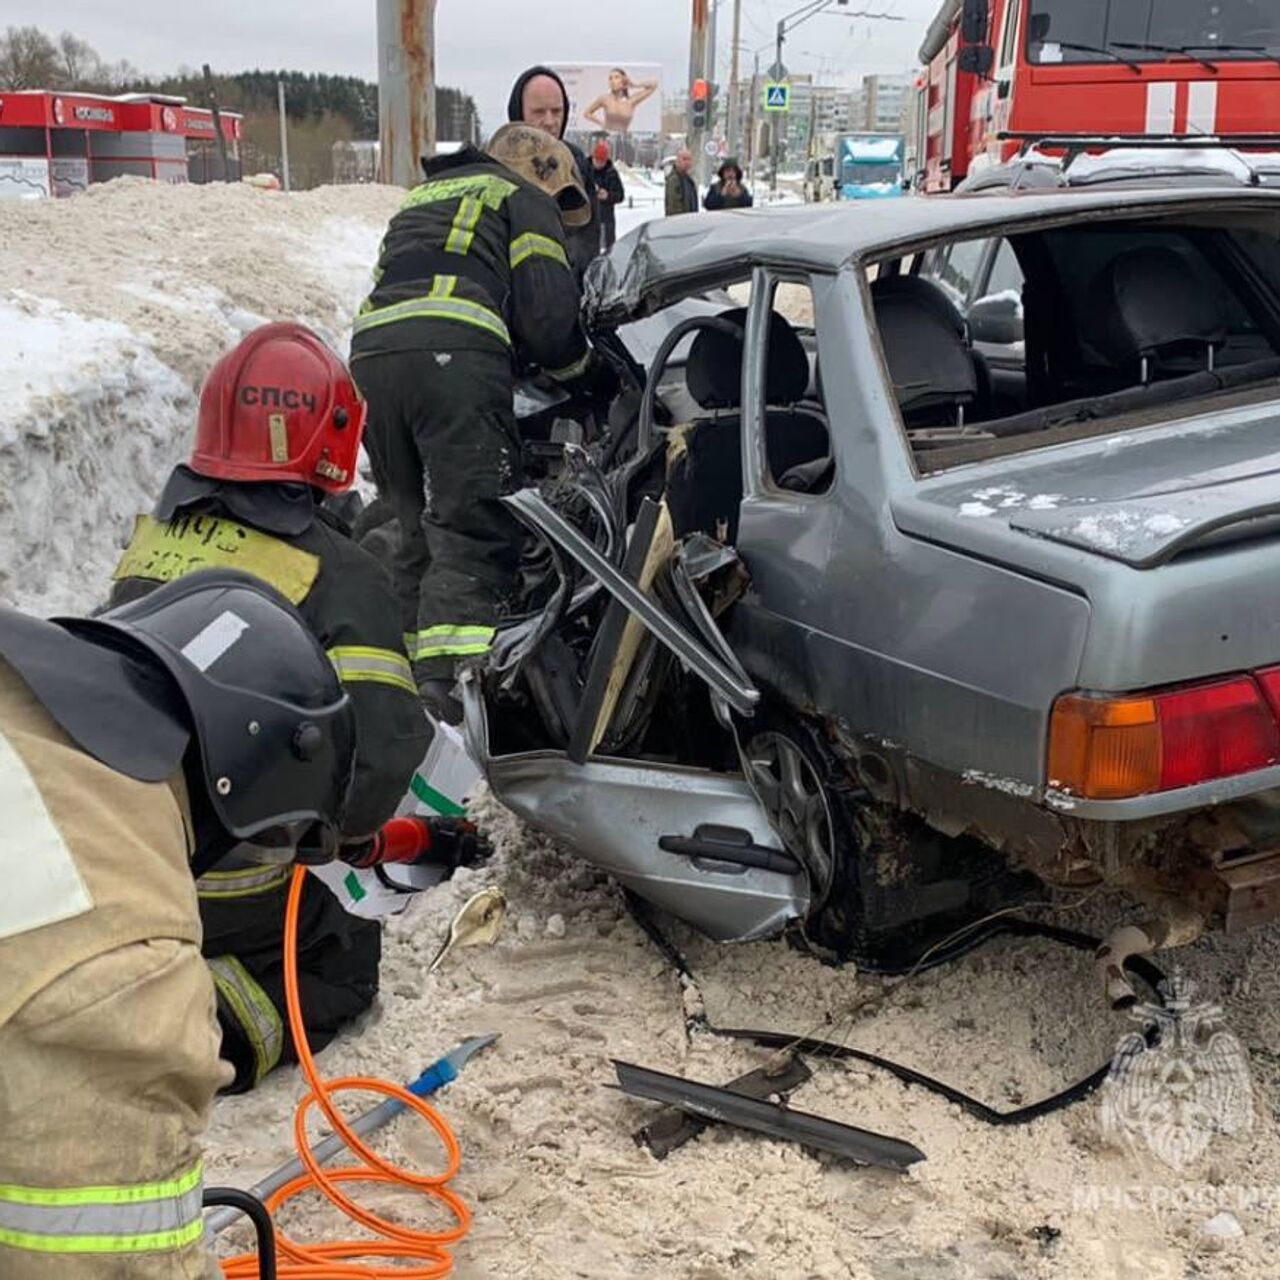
0, 178, 401, 612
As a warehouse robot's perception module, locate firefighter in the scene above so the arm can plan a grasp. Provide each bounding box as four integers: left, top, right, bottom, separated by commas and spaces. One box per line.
107, 324, 480, 1093
350, 123, 612, 724
0, 570, 356, 1278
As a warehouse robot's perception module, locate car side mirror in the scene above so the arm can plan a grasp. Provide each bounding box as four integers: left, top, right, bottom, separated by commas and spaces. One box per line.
969, 292, 1023, 347
958, 45, 996, 76
961, 0, 989, 43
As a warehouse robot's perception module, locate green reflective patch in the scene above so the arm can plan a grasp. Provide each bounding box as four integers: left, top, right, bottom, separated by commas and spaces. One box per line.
403, 174, 517, 211
113, 515, 320, 605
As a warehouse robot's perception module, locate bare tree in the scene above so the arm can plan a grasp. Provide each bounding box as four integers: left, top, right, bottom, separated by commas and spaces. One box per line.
57, 31, 100, 86
0, 25, 62, 90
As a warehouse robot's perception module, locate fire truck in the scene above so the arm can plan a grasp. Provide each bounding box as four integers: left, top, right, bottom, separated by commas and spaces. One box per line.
916, 0, 1280, 193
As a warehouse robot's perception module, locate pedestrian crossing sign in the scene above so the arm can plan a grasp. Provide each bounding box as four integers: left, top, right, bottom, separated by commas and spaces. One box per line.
764, 82, 790, 113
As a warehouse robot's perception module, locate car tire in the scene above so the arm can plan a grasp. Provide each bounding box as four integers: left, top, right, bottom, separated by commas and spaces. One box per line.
746, 711, 1036, 972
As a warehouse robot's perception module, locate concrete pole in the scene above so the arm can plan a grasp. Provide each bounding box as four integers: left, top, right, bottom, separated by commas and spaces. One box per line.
277, 80, 291, 192
377, 0, 437, 188
727, 0, 743, 158
688, 0, 710, 183
708, 0, 718, 91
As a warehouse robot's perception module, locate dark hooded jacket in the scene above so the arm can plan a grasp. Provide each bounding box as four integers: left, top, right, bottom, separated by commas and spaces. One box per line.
507, 65, 598, 279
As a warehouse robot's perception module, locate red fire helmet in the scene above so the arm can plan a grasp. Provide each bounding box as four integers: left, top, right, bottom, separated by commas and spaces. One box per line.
192, 323, 366, 494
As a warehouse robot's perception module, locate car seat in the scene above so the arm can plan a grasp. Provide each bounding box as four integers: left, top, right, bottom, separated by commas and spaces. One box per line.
870, 276, 979, 428
667, 308, 829, 538
1087, 246, 1229, 384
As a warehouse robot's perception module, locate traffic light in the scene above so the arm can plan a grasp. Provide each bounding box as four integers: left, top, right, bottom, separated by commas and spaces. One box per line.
691, 79, 711, 131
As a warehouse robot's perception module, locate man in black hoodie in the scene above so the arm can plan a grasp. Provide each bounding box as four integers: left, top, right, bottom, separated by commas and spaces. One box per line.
508, 65, 599, 278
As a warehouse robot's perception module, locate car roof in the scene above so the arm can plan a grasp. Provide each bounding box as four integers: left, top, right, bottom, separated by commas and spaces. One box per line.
958, 147, 1280, 194
584, 186, 1280, 327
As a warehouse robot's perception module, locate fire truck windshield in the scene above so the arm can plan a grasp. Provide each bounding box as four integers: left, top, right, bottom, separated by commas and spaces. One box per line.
1028, 0, 1280, 65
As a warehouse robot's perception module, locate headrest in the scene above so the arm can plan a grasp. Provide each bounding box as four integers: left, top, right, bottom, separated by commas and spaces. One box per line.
686, 307, 811, 411
871, 276, 977, 423
1088, 246, 1228, 366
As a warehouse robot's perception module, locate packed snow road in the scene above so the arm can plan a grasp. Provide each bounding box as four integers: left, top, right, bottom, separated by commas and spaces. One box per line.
3, 179, 1279, 1278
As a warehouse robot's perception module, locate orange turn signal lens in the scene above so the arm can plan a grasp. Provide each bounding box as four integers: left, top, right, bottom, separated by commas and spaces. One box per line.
1048, 694, 1161, 800
1049, 677, 1280, 800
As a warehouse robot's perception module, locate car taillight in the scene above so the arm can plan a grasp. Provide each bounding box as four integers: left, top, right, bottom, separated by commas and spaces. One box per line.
1048, 677, 1280, 800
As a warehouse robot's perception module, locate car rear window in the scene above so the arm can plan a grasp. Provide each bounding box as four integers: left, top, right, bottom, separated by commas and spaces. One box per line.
869, 213, 1280, 473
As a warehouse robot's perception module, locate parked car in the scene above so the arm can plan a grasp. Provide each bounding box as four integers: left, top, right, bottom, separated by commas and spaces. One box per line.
804, 155, 836, 204
453, 185, 1280, 973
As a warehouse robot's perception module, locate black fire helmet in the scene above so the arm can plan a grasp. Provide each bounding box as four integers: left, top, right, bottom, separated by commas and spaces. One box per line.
0, 569, 355, 861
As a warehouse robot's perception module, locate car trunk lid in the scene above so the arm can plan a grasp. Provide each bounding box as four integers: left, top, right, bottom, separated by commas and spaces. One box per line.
897, 402, 1280, 569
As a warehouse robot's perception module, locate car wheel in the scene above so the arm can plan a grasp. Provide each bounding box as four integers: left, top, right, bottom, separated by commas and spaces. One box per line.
746, 713, 1035, 971
744, 727, 839, 912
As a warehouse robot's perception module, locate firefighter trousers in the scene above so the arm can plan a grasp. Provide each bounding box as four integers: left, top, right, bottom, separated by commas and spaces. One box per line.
199, 868, 382, 1094
352, 344, 525, 683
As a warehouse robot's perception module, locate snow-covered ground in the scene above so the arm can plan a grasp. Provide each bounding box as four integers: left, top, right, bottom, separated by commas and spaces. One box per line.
5, 179, 1280, 1280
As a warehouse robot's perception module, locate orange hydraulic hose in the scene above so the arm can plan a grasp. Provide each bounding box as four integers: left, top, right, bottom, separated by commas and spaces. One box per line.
220, 867, 472, 1279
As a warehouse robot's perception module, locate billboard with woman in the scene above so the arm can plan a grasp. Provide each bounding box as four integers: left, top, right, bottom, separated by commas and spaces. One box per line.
553, 64, 663, 135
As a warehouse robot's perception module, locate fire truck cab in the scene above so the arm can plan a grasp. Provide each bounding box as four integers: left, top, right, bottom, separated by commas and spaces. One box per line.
918, 0, 1280, 193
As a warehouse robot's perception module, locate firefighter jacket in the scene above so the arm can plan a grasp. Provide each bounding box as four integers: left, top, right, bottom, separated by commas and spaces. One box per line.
109, 469, 430, 840
351, 146, 590, 382
0, 657, 225, 1276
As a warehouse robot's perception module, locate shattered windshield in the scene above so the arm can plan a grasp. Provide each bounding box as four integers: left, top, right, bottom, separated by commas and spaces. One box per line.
1028, 0, 1280, 64
842, 163, 902, 186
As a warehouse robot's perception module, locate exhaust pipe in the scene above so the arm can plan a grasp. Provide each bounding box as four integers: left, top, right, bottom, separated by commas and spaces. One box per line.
1095, 909, 1204, 1010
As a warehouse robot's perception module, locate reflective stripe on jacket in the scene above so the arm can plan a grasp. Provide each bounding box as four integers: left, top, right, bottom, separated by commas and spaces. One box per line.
353, 146, 589, 381
0, 1161, 206, 1258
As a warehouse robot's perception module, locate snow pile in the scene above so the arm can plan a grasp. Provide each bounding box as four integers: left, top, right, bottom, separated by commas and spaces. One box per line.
0, 292, 193, 610
0, 178, 401, 613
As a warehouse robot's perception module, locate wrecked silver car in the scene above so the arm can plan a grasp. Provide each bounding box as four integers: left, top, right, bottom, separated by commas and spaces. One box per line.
462, 186, 1280, 969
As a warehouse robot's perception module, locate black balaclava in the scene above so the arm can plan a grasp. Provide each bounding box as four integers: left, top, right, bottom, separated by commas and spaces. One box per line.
507, 65, 571, 140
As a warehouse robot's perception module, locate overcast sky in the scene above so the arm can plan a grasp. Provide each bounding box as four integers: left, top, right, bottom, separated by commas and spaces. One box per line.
6, 0, 940, 130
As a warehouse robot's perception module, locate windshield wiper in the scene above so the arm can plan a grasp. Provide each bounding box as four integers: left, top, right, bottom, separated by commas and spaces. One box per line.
1111, 41, 1220, 71
1181, 44, 1280, 69
1038, 41, 1144, 74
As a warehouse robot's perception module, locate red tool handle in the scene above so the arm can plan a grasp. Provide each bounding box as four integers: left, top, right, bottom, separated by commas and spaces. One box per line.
349, 816, 433, 868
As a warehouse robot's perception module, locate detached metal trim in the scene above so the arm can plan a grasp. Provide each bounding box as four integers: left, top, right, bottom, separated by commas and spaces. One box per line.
613, 1061, 925, 1171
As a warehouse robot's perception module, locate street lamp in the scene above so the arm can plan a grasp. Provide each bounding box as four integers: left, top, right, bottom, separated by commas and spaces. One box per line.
768, 2, 906, 191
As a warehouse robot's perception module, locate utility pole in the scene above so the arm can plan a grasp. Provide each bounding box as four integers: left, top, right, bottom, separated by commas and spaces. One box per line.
277, 80, 292, 192
728, 0, 743, 158
377, 0, 437, 188
688, 0, 710, 183
746, 52, 759, 185
767, 2, 905, 193
202, 64, 231, 181
708, 0, 718, 93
